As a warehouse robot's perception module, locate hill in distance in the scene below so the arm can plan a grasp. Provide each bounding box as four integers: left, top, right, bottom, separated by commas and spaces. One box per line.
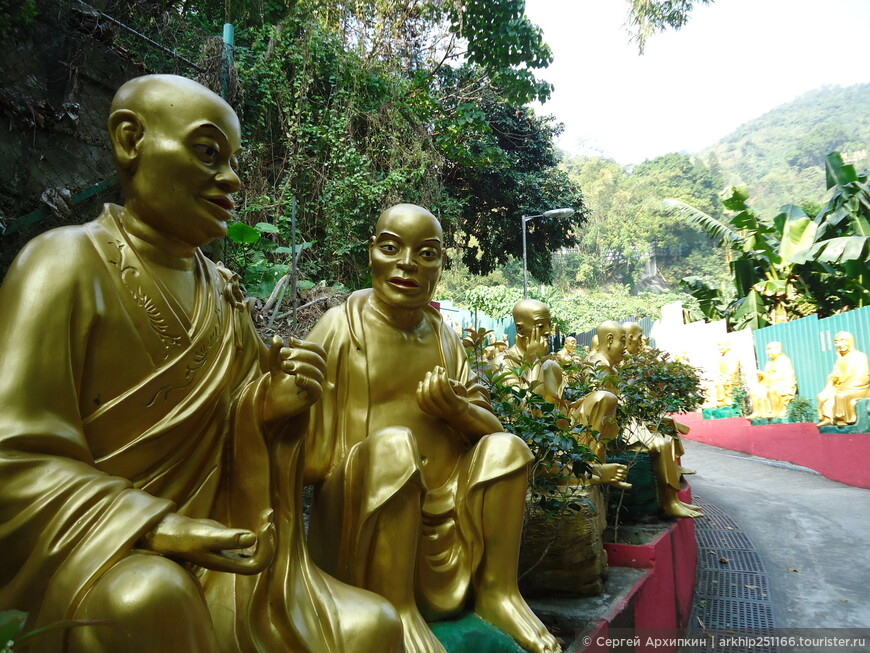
700, 82, 870, 215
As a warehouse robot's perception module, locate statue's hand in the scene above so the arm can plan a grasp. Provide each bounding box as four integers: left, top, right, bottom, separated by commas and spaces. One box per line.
141, 510, 276, 575
595, 462, 632, 490
263, 335, 327, 426
416, 366, 469, 421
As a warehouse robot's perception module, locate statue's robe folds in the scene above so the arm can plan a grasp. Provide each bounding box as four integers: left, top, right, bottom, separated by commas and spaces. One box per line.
303, 290, 532, 617
762, 354, 797, 416
818, 350, 870, 425
0, 206, 394, 652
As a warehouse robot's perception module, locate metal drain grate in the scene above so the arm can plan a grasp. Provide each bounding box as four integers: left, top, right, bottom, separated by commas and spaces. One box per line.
695, 569, 771, 602
694, 597, 776, 632
686, 494, 778, 652
696, 509, 741, 531
698, 548, 765, 573
696, 529, 754, 550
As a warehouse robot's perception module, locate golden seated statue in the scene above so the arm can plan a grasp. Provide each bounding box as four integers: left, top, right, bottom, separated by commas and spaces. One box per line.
590, 321, 701, 519
303, 205, 559, 653
555, 336, 580, 364
748, 341, 797, 419
505, 300, 629, 490
0, 75, 401, 652
817, 331, 870, 427
713, 340, 741, 407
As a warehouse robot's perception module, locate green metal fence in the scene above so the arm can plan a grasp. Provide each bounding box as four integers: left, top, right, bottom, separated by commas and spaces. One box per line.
752, 306, 870, 407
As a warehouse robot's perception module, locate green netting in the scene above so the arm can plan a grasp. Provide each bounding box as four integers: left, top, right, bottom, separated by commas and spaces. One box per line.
430, 612, 525, 653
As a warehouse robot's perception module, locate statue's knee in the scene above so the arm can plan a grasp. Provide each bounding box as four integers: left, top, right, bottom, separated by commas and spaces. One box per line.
478, 431, 532, 460
82, 555, 207, 622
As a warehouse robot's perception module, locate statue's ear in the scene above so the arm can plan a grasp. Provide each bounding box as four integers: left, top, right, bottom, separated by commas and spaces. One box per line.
108, 109, 144, 173
368, 236, 376, 266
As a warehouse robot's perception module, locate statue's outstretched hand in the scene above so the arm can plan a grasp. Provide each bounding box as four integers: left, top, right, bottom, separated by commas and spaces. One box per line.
141, 510, 275, 574
263, 335, 327, 427
594, 462, 632, 490
416, 366, 468, 420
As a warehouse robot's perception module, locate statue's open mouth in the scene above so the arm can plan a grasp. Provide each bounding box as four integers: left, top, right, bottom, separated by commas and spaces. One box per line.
389, 277, 418, 288
207, 197, 235, 211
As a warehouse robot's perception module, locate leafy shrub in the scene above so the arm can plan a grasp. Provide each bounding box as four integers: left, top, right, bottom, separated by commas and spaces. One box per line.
462, 328, 598, 517
787, 396, 817, 423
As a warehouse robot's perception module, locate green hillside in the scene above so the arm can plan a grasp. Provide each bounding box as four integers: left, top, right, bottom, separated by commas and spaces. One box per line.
702, 83, 870, 214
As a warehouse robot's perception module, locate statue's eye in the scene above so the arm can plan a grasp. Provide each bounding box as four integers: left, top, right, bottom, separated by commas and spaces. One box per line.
420, 248, 438, 261
379, 243, 398, 254
194, 144, 219, 162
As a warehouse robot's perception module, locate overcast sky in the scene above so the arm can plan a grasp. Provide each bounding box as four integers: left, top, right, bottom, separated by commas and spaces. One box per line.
523, 0, 870, 165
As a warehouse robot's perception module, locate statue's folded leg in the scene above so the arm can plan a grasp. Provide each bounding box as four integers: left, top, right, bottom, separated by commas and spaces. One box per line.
452, 433, 558, 653
67, 554, 219, 653
309, 426, 445, 653
834, 389, 870, 425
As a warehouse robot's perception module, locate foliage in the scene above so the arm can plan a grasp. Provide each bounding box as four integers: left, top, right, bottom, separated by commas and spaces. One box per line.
560, 153, 727, 290
787, 396, 817, 424
559, 346, 704, 448
669, 152, 870, 330
0, 610, 109, 652
462, 328, 598, 516
609, 347, 704, 437
441, 83, 588, 282
702, 83, 870, 216
0, 0, 38, 37
625, 0, 714, 53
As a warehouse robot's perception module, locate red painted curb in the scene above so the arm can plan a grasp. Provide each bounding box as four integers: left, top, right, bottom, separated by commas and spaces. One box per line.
675, 412, 870, 489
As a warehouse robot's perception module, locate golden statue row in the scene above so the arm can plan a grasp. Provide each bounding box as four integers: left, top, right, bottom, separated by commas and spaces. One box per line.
710, 334, 869, 426
3, 73, 867, 653
505, 304, 700, 519
0, 76, 557, 653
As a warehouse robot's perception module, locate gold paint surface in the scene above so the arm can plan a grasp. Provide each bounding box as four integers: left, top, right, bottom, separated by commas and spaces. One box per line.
817, 331, 870, 426
0, 75, 401, 652
304, 205, 560, 653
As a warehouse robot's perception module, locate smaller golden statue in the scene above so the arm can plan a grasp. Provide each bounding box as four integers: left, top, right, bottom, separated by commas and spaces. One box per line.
304, 205, 559, 653
748, 342, 797, 419
714, 340, 741, 407
817, 331, 870, 426
506, 299, 564, 404
555, 336, 580, 364
622, 321, 645, 357
506, 303, 629, 489
589, 322, 701, 519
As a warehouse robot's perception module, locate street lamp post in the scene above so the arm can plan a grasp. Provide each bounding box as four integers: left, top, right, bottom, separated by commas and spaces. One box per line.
521, 208, 575, 298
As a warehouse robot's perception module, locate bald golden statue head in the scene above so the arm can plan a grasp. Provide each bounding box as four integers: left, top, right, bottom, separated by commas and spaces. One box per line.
594, 320, 626, 366
108, 74, 242, 248
834, 331, 856, 355
512, 299, 553, 359
623, 321, 643, 356
369, 203, 445, 310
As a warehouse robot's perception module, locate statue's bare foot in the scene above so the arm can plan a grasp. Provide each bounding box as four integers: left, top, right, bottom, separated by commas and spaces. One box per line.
661, 489, 703, 518
679, 466, 696, 475
475, 588, 561, 653
662, 498, 703, 519
398, 608, 447, 653
818, 418, 833, 426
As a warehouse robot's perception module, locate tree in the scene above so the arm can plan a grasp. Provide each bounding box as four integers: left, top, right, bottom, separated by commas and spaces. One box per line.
560, 153, 726, 289
441, 82, 588, 282
666, 153, 870, 329
625, 0, 714, 53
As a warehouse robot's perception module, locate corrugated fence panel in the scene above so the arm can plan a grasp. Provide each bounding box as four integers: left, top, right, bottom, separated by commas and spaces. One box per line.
753, 306, 870, 406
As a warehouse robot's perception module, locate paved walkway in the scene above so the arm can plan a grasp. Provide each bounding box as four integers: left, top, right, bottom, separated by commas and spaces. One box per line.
679, 439, 870, 651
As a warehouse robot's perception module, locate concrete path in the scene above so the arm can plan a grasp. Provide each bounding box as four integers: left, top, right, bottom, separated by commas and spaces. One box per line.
681, 439, 870, 630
